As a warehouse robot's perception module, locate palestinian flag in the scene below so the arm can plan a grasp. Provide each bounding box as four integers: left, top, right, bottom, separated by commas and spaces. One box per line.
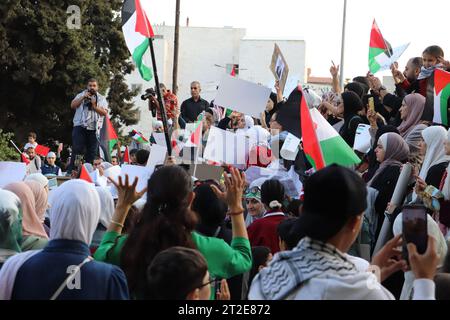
369, 20, 394, 74
300, 85, 360, 170
426, 69, 450, 126
122, 0, 154, 81
131, 129, 149, 144
190, 113, 204, 145
99, 116, 119, 163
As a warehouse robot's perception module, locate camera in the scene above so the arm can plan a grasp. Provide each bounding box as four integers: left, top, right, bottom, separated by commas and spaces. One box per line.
141, 88, 156, 101
84, 89, 97, 110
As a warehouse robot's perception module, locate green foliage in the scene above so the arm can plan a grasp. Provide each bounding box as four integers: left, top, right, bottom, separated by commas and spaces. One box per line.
0, 129, 20, 161
0, 0, 139, 147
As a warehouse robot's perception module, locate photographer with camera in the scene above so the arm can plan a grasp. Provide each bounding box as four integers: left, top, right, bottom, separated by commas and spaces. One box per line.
143, 84, 185, 130
68, 78, 108, 175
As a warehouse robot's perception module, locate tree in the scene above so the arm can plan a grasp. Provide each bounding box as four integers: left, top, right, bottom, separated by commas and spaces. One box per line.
0, 129, 20, 161
0, 0, 139, 150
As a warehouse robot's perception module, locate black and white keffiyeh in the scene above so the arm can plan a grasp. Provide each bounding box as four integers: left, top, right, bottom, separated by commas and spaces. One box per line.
258, 237, 359, 300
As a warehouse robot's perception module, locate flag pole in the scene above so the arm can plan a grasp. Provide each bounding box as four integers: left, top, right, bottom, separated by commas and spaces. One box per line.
339, 0, 347, 90
9, 140, 23, 155
148, 37, 173, 156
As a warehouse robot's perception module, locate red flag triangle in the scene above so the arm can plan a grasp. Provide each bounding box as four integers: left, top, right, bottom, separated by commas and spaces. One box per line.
135, 0, 155, 38
370, 19, 388, 50
435, 69, 450, 95
79, 165, 93, 183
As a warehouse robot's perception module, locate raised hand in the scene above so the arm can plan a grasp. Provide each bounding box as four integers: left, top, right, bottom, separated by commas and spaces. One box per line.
330, 61, 340, 77
217, 279, 230, 300
108, 174, 147, 208
211, 167, 246, 212
371, 234, 407, 282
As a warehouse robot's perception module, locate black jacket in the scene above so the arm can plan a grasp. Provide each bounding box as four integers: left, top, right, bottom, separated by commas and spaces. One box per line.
370, 165, 402, 240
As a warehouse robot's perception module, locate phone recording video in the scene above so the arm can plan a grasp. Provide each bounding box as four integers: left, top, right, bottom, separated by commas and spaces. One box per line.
402, 204, 428, 262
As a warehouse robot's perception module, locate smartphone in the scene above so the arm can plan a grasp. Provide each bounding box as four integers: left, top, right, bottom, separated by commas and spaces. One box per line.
402, 204, 428, 262
368, 97, 375, 112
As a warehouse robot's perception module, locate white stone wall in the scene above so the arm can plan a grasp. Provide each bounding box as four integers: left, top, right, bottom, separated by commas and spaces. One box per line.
123, 26, 306, 139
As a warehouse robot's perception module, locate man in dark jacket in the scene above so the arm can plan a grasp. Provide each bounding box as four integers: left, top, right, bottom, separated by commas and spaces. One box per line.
180, 81, 209, 123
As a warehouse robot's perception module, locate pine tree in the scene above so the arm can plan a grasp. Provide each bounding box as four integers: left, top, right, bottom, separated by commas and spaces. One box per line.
0, 0, 139, 148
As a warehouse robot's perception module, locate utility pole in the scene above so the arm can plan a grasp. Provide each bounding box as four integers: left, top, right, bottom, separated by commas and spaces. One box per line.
339, 0, 347, 89
172, 0, 181, 95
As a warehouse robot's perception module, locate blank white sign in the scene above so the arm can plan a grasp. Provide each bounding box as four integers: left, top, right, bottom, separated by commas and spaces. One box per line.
214, 74, 272, 119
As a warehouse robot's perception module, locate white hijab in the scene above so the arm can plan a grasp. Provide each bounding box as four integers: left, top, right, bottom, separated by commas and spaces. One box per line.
418, 126, 449, 180
0, 180, 101, 300
393, 213, 448, 300
95, 186, 114, 229
24, 173, 48, 189
50, 179, 100, 245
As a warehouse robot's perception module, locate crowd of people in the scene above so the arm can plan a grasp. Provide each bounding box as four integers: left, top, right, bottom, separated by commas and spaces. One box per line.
2, 44, 450, 300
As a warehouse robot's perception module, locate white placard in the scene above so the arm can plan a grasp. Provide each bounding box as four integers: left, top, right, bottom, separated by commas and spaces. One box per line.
120, 164, 153, 193
214, 75, 271, 119
147, 144, 167, 168
152, 132, 167, 147
203, 127, 248, 166
280, 133, 301, 161
353, 124, 372, 154
0, 162, 26, 188
103, 165, 122, 181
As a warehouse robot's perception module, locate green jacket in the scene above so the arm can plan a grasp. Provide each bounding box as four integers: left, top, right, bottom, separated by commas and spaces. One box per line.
94, 231, 252, 298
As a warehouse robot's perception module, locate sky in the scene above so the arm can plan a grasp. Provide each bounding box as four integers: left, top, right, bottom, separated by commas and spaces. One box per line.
146, 0, 450, 80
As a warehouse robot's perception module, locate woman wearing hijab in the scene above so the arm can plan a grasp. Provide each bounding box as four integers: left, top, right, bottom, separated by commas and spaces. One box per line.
393, 213, 448, 300
369, 132, 410, 241
397, 94, 427, 140
0, 179, 129, 300
339, 91, 364, 147
24, 173, 49, 194
4, 182, 48, 251
0, 190, 23, 269
24, 180, 50, 236
417, 126, 450, 187
364, 125, 400, 182
248, 165, 438, 300
415, 128, 450, 237
90, 187, 115, 253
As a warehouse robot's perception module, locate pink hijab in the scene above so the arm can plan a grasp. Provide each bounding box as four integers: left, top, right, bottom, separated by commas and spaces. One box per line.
24, 180, 48, 224
4, 182, 48, 239
397, 93, 426, 138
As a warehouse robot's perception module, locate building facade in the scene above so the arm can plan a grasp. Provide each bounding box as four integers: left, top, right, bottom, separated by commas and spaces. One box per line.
124, 25, 306, 137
